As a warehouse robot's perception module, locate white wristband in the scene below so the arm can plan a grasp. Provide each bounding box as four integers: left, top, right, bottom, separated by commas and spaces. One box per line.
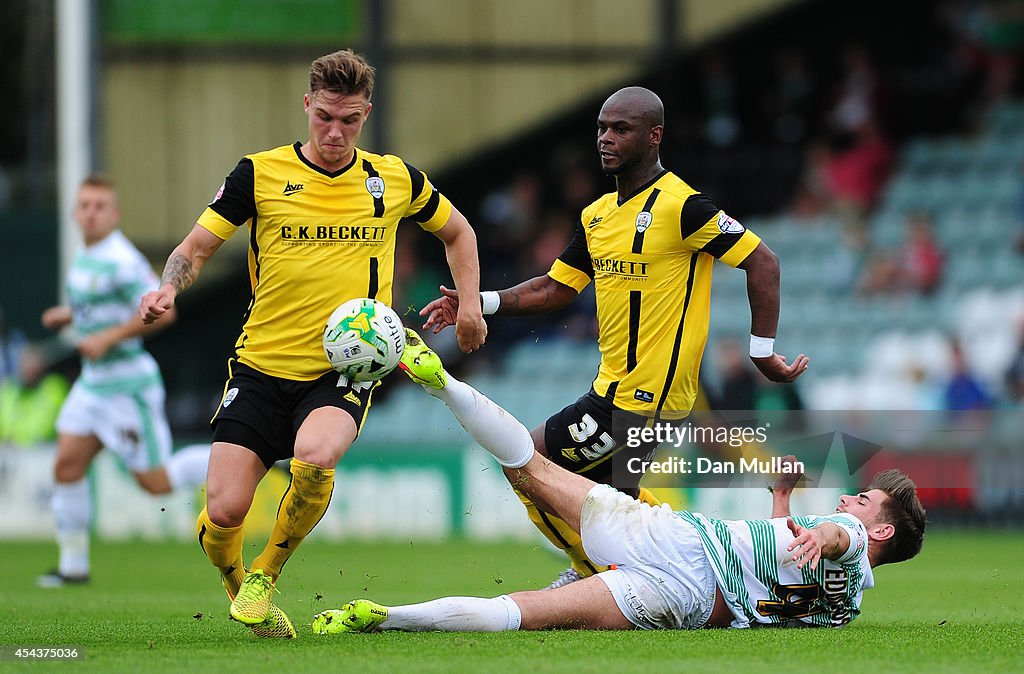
749, 335, 775, 358
480, 291, 500, 315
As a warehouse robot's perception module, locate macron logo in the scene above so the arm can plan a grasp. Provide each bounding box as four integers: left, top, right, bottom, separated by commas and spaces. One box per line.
283, 181, 305, 196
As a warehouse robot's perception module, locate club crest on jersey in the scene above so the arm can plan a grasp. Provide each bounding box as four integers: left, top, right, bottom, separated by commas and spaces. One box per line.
366, 177, 385, 199
852, 526, 865, 556
717, 212, 745, 234
635, 211, 653, 233
222, 387, 239, 408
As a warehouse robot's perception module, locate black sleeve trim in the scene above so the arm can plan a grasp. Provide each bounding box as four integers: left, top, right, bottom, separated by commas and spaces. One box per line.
410, 189, 441, 223
405, 162, 426, 205
700, 232, 745, 258
208, 157, 256, 226
557, 217, 594, 278
680, 193, 719, 240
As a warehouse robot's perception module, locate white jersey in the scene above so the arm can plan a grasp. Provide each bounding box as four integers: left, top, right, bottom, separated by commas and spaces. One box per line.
66, 230, 162, 393
676, 511, 874, 628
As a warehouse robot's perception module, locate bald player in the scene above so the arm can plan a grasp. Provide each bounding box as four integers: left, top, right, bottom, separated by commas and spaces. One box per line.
419, 86, 809, 586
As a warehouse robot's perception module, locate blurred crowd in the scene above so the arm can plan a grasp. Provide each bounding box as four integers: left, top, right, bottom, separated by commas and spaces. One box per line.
0, 308, 70, 448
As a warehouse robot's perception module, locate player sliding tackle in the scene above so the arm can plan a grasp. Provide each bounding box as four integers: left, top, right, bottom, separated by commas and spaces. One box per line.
313, 329, 926, 633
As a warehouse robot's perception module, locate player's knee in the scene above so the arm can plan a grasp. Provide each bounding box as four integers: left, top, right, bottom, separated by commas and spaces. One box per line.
293, 446, 342, 469
205, 499, 248, 528
293, 434, 348, 468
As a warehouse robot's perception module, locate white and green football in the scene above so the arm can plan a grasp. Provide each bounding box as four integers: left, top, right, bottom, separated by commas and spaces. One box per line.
323, 298, 405, 381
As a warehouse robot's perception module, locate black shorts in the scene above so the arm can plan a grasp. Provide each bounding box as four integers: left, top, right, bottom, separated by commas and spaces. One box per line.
543, 389, 667, 496
211, 360, 376, 468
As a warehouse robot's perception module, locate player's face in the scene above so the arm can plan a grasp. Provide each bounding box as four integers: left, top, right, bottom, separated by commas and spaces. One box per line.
305, 90, 371, 171
836, 488, 889, 527
596, 103, 654, 176
73, 185, 120, 245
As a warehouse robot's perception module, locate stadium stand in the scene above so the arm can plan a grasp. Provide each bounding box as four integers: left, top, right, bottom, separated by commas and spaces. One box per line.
364, 105, 1023, 440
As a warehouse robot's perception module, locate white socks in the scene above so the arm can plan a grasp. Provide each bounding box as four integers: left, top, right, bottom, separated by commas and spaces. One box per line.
426, 376, 535, 468
52, 478, 91, 577
382, 595, 522, 632
164, 443, 210, 490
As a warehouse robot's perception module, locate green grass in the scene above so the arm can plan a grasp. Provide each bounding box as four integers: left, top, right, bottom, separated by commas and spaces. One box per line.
1, 532, 1022, 673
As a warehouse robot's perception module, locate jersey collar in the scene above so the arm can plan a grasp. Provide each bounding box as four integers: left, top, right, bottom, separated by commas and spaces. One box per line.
616, 169, 669, 207
292, 141, 359, 178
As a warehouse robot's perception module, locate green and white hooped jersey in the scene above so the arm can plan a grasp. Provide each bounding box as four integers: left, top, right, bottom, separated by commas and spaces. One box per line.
676, 511, 873, 628
67, 230, 162, 393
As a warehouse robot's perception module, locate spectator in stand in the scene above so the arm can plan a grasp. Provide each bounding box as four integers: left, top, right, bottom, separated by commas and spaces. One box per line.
712, 338, 758, 411
857, 213, 944, 297
770, 49, 817, 145
0, 343, 69, 447
818, 45, 894, 218
824, 117, 894, 214
944, 338, 994, 411
478, 173, 543, 288
790, 141, 833, 218
899, 213, 945, 295
701, 52, 741, 147
1004, 321, 1024, 404
942, 0, 1024, 117
824, 226, 870, 294
828, 44, 881, 140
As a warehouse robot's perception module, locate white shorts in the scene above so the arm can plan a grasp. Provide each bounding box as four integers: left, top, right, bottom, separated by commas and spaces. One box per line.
582, 484, 717, 630
56, 381, 172, 473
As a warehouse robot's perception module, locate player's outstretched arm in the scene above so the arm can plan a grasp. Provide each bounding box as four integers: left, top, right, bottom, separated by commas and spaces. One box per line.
78, 309, 178, 359
140, 224, 223, 324
41, 306, 73, 331
770, 454, 804, 518
420, 274, 578, 333
739, 242, 809, 383
431, 206, 486, 353
786, 518, 849, 571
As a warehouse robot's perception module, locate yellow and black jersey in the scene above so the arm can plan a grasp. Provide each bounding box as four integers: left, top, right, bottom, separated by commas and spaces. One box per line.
548, 170, 760, 416
198, 142, 453, 380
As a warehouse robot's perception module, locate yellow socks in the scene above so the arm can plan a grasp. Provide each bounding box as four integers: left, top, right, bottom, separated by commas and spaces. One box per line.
196, 507, 245, 599
251, 459, 335, 581
637, 486, 662, 508
518, 486, 663, 577
517, 490, 607, 577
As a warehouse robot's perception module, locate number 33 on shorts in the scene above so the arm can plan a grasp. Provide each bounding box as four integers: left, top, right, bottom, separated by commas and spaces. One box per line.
568, 413, 616, 461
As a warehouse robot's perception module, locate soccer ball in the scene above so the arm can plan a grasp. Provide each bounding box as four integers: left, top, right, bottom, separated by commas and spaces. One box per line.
323, 298, 405, 381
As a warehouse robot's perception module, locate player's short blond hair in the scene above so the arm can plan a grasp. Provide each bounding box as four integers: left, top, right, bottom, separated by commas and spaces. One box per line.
80, 173, 116, 192
309, 49, 375, 100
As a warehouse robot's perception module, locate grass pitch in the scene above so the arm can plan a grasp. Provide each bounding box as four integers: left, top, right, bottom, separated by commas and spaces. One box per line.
1, 531, 1022, 673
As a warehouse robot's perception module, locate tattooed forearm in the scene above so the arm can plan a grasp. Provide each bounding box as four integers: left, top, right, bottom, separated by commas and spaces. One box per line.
497, 275, 577, 316
162, 254, 195, 294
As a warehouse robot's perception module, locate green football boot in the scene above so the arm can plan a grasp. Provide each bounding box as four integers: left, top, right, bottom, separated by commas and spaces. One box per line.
312, 599, 389, 635
398, 328, 447, 389
250, 603, 297, 639
229, 568, 275, 625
